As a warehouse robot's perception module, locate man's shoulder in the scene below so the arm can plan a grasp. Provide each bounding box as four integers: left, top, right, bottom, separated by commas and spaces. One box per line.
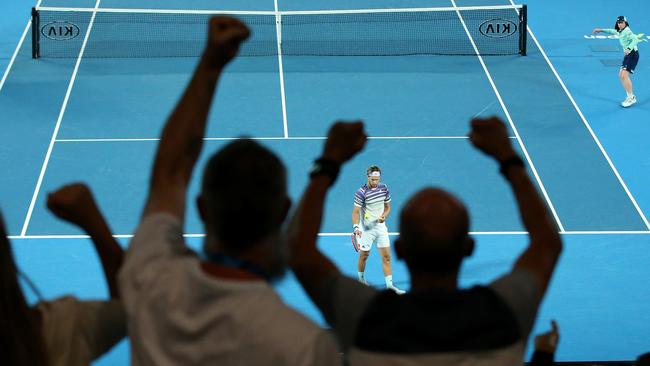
365, 285, 510, 314
123, 212, 186, 262
354, 286, 522, 353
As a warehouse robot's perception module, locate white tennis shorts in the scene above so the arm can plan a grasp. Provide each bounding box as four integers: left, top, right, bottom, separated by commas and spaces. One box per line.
359, 222, 390, 251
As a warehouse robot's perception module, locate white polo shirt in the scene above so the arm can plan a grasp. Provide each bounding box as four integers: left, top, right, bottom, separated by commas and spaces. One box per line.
119, 213, 341, 366
37, 297, 126, 366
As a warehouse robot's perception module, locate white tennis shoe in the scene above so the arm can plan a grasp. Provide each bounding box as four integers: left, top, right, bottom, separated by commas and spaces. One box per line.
388, 286, 405, 295
621, 95, 637, 107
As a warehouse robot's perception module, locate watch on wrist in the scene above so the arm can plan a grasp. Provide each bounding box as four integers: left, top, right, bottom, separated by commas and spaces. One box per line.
499, 156, 524, 177
309, 158, 341, 183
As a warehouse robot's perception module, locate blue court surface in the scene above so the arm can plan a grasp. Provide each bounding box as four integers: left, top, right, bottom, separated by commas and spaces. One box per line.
2, 0, 650, 363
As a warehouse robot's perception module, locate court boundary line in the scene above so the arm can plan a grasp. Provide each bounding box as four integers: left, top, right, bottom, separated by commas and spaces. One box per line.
9, 230, 650, 240
506, 0, 650, 230
450, 0, 565, 232
54, 136, 518, 142
20, 0, 102, 236
35, 4, 522, 15
0, 0, 43, 94
273, 0, 289, 138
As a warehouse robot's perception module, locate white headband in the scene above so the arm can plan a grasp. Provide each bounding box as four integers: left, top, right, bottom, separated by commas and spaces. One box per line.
368, 171, 381, 178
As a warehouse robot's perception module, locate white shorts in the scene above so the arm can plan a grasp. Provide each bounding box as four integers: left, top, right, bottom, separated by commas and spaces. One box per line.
359, 222, 390, 251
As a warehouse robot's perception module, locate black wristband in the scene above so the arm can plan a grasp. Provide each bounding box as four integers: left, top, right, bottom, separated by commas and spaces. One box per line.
499, 155, 524, 177
530, 350, 555, 365
309, 158, 341, 183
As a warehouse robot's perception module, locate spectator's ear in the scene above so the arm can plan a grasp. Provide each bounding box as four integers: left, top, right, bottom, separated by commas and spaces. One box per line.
462, 236, 475, 258
394, 238, 404, 260
197, 194, 207, 223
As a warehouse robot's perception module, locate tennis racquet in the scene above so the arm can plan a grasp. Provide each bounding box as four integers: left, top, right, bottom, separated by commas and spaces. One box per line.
351, 233, 360, 252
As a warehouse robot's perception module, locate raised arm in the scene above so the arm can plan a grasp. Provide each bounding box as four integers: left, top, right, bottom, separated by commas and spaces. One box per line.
288, 122, 367, 305
469, 117, 562, 299
143, 17, 249, 220
47, 183, 123, 298
593, 28, 617, 35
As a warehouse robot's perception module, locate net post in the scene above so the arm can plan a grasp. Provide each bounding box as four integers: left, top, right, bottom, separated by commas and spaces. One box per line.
31, 7, 40, 59
519, 4, 527, 56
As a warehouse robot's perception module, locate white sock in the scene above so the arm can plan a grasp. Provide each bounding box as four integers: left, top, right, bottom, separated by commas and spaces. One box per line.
627, 92, 634, 98
358, 272, 365, 281
385, 275, 394, 288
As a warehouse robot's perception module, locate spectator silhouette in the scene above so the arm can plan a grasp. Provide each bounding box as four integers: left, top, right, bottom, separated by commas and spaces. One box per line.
636, 353, 650, 366
118, 16, 340, 366
1, 183, 126, 366
288, 117, 562, 365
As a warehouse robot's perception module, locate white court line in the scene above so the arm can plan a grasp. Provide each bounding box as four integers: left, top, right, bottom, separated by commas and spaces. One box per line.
8, 230, 650, 240
450, 0, 565, 232
54, 136, 518, 142
561, 231, 650, 235
0, 0, 44, 94
20, 0, 102, 236
279, 5, 522, 15
273, 0, 289, 138
36, 6, 276, 15
508, 0, 650, 231
36, 5, 522, 16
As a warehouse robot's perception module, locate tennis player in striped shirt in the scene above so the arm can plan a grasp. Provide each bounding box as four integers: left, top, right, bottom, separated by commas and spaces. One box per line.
352, 165, 404, 294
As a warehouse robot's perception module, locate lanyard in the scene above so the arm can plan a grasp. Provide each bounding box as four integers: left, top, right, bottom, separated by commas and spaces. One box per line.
206, 252, 271, 282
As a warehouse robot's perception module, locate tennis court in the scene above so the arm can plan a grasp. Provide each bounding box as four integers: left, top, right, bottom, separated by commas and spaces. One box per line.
1, 0, 649, 363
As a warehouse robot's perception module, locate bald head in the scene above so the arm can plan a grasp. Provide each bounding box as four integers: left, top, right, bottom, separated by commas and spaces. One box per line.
398, 188, 472, 275
636, 353, 650, 366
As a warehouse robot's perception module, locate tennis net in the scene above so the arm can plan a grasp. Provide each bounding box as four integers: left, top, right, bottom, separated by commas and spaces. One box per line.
31, 5, 527, 58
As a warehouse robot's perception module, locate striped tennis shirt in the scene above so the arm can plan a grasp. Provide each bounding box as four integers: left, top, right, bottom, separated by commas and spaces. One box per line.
354, 183, 391, 225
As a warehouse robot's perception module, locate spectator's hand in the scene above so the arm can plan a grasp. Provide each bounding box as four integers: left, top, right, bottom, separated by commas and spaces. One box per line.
322, 121, 367, 164
593, 28, 602, 34
468, 117, 517, 162
204, 16, 250, 69
47, 183, 99, 231
534, 320, 560, 354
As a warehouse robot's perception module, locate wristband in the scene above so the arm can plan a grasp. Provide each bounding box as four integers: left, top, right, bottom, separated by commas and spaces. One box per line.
530, 351, 554, 364
309, 158, 341, 183
499, 156, 524, 177
353, 224, 360, 230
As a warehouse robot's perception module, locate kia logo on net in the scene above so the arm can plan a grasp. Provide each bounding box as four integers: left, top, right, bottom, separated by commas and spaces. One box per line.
41, 21, 80, 40
479, 19, 518, 38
